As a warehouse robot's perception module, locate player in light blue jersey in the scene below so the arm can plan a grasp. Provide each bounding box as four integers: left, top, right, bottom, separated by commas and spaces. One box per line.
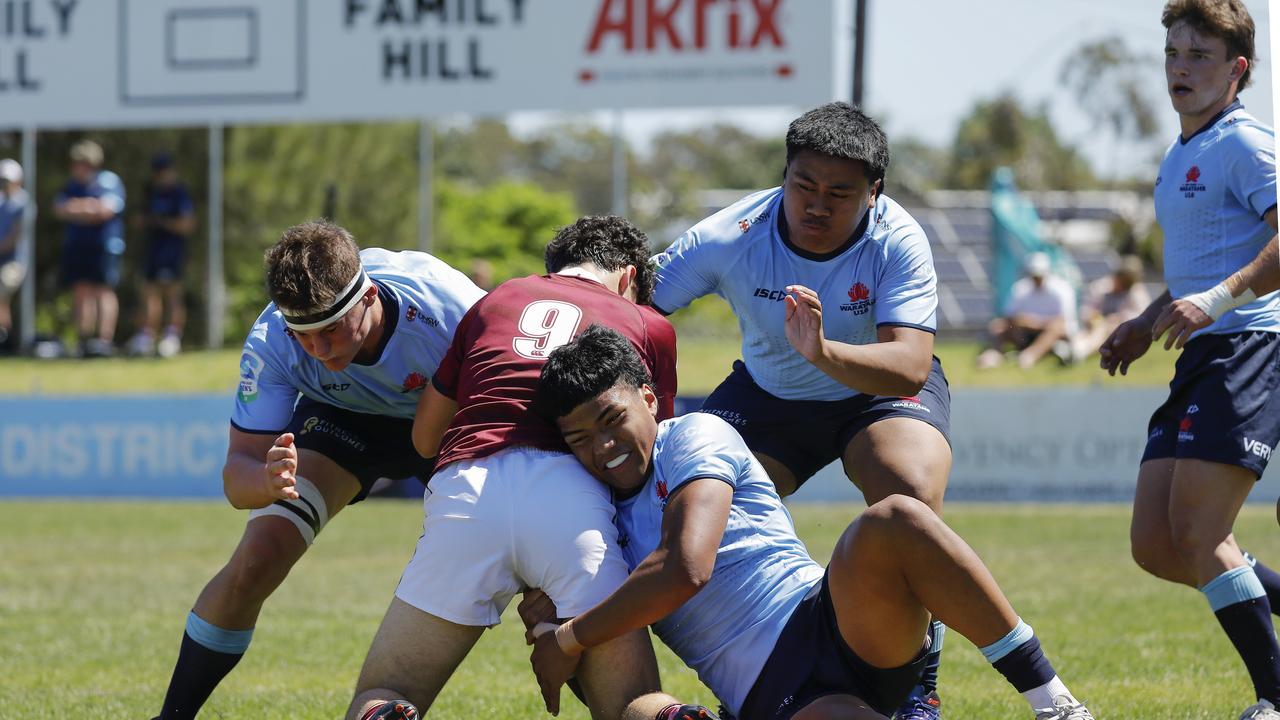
153, 221, 483, 720
523, 326, 1095, 720
653, 102, 953, 717
1099, 3, 1280, 718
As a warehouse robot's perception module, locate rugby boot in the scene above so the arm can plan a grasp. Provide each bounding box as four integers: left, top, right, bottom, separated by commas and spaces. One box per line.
1033, 694, 1095, 720
359, 700, 420, 720
1240, 700, 1280, 719
895, 689, 942, 719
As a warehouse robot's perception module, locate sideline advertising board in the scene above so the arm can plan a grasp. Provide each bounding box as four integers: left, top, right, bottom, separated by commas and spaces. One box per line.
1, 0, 847, 129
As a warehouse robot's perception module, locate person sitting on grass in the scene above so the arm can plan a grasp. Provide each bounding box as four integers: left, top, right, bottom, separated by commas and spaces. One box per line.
523, 324, 1097, 720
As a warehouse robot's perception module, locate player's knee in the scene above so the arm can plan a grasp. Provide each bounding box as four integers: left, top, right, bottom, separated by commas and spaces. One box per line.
223, 529, 302, 599
1129, 532, 1170, 577
1166, 516, 1218, 562
861, 494, 934, 541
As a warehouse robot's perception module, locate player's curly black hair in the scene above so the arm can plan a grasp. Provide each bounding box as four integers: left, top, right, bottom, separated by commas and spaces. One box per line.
264, 220, 361, 313
785, 102, 890, 188
544, 215, 655, 306
534, 324, 652, 421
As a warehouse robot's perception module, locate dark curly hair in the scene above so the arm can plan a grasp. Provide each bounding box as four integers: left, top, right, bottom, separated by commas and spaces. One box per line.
263, 220, 361, 313
544, 215, 655, 306
785, 102, 890, 189
534, 324, 652, 421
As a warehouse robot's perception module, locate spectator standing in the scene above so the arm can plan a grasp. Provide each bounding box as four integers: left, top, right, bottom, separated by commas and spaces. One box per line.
977, 252, 1078, 369
54, 140, 125, 358
128, 152, 195, 358
0, 159, 28, 354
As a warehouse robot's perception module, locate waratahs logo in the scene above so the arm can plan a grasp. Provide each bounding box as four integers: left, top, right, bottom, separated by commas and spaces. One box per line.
1180, 165, 1206, 197
1178, 414, 1195, 442
656, 479, 670, 508
841, 281, 874, 314
401, 371, 428, 393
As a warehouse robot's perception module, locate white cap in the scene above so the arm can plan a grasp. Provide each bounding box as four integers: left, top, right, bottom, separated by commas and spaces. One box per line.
1024, 252, 1051, 277
0, 159, 21, 184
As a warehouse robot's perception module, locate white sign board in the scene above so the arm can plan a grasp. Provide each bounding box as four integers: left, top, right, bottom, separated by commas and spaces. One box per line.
0, 0, 847, 129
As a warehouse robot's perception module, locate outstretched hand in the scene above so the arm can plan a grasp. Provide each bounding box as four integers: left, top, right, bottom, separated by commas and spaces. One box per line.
263, 432, 300, 501
1098, 317, 1154, 376
783, 284, 825, 364
1151, 298, 1212, 351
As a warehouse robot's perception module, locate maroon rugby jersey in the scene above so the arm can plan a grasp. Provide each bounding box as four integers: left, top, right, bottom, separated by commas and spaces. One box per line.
432, 273, 678, 469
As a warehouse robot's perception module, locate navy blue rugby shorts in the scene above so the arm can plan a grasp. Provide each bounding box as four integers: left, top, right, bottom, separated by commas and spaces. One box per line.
1142, 330, 1280, 477
284, 396, 434, 502
699, 357, 951, 486
737, 572, 928, 720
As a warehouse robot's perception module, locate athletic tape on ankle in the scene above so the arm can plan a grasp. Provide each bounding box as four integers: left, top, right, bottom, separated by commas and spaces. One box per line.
929, 620, 947, 652
186, 611, 253, 654
1201, 566, 1266, 611
248, 476, 329, 546
980, 619, 1033, 663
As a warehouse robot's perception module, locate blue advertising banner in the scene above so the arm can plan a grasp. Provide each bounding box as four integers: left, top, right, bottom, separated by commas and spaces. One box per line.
0, 395, 229, 497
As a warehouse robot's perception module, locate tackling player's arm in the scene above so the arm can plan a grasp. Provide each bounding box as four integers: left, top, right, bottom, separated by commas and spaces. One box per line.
411, 381, 457, 459
1152, 212, 1280, 349
222, 427, 300, 509
784, 284, 933, 396
529, 478, 731, 714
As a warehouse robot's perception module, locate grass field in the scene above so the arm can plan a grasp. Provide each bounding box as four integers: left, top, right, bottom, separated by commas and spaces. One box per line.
0, 337, 1181, 395
2, 500, 1278, 719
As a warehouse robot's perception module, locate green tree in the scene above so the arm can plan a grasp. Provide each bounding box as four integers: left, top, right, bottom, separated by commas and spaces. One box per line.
945, 94, 1095, 190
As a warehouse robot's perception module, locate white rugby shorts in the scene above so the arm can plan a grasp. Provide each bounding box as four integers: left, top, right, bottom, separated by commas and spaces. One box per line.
395, 446, 629, 626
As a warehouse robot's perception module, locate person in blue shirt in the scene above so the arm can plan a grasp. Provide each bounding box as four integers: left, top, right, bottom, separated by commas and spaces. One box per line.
128, 151, 196, 358
1100, 2, 1280, 718
54, 140, 125, 357
652, 102, 952, 717
0, 159, 28, 354
524, 325, 1095, 720
152, 220, 484, 720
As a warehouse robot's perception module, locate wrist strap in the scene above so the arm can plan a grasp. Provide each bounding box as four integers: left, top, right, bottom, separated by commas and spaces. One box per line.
555, 620, 585, 655
1184, 280, 1257, 321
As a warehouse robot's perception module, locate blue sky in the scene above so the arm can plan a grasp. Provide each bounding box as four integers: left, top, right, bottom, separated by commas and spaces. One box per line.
512, 0, 1273, 182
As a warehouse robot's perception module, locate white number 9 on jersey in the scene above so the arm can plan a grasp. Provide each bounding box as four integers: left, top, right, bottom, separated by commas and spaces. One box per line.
512, 300, 584, 360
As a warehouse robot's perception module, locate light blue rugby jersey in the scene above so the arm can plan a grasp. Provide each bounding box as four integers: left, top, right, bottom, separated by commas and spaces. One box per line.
614, 413, 824, 715
1155, 101, 1279, 338
232, 248, 484, 432
653, 187, 937, 400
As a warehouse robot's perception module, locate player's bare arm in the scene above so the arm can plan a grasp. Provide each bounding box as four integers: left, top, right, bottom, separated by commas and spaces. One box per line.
785, 284, 933, 396
1099, 289, 1171, 376
529, 478, 731, 714
410, 382, 458, 459
221, 427, 299, 509
1153, 211, 1280, 349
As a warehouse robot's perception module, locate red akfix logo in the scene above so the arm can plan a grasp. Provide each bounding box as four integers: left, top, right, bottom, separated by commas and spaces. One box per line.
1185, 166, 1201, 183
848, 282, 870, 303
1179, 415, 1193, 432
585, 0, 785, 53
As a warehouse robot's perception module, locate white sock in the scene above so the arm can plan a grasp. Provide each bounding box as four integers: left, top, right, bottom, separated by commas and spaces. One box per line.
1021, 675, 1072, 710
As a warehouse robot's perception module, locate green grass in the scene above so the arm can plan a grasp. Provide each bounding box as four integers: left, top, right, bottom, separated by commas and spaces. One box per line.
0, 338, 1179, 396
1, 501, 1276, 718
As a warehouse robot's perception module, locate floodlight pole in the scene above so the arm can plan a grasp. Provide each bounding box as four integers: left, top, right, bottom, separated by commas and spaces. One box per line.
18, 126, 36, 352
852, 0, 867, 107
207, 123, 225, 349
418, 120, 434, 253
